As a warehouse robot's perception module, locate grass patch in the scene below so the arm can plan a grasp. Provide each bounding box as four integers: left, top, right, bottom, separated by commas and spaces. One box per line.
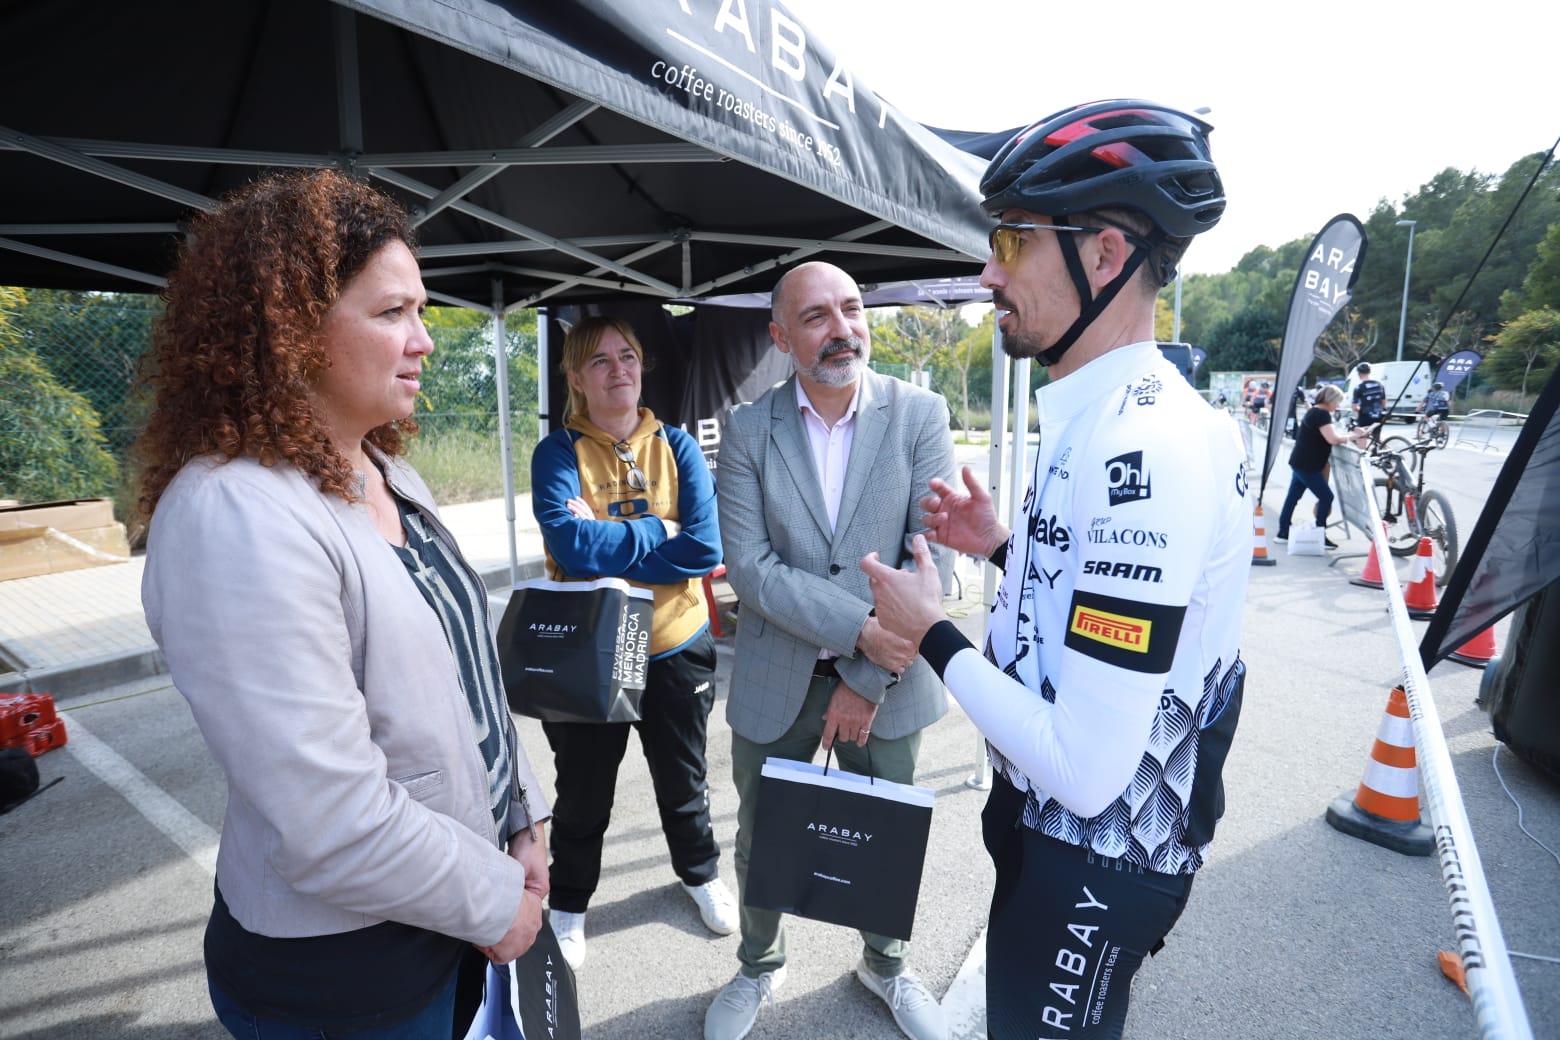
406, 427, 536, 505
1460, 389, 1538, 417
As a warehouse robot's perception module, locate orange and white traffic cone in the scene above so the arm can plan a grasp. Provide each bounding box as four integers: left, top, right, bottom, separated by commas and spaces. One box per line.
1349, 521, 1388, 589
1404, 536, 1439, 619
1250, 503, 1276, 567
1325, 686, 1433, 856
1448, 626, 1499, 668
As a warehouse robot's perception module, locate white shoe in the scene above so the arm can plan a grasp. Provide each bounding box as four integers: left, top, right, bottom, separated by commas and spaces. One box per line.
855, 959, 947, 1040
682, 877, 739, 935
704, 966, 786, 1040
550, 909, 586, 970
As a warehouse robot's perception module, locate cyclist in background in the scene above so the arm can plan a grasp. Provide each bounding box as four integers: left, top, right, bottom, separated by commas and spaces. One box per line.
1417, 381, 1451, 443
1352, 362, 1386, 428
1248, 381, 1270, 427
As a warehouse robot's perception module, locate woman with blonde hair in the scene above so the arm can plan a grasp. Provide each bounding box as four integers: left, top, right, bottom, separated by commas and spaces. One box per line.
530, 315, 734, 969
1274, 383, 1372, 548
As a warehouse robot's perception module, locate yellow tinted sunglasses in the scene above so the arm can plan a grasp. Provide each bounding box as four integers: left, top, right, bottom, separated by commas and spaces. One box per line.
987, 222, 1101, 265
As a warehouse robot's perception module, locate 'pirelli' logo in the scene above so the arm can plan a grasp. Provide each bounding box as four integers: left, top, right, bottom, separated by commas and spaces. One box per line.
1069, 605, 1151, 653
1064, 590, 1185, 673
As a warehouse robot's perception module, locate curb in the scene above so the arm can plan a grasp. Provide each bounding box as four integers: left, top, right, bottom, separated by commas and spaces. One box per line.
0, 646, 168, 701
2, 554, 552, 704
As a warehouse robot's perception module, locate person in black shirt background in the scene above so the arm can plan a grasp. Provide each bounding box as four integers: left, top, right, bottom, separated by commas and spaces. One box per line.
1276, 384, 1373, 547
1351, 362, 1387, 427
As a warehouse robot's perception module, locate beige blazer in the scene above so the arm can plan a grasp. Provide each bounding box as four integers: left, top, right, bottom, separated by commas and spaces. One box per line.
142, 452, 548, 945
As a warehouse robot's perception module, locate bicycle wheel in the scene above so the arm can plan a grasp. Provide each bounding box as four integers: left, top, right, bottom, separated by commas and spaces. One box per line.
1378, 435, 1418, 478
1374, 476, 1419, 556
1432, 422, 1449, 449
1418, 489, 1459, 586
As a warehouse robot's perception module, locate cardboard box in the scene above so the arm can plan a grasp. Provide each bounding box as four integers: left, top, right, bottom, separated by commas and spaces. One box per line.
0, 499, 130, 582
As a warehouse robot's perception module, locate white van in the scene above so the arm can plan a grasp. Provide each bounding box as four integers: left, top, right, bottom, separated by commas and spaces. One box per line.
1346, 360, 1434, 422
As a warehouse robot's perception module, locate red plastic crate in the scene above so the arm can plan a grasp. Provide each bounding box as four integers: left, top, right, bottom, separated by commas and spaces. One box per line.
0, 693, 57, 744
3, 718, 68, 757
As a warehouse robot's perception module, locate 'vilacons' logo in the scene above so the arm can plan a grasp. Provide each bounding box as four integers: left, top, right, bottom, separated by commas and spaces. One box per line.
808, 823, 872, 842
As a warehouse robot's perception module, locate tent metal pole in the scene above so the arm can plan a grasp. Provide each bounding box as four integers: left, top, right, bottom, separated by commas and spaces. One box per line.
537, 308, 552, 440
0, 236, 164, 288
412, 100, 599, 227
332, 7, 363, 157
491, 278, 519, 587
966, 321, 1009, 791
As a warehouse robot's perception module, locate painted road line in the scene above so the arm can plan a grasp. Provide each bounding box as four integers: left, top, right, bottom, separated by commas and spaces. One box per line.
66, 714, 219, 876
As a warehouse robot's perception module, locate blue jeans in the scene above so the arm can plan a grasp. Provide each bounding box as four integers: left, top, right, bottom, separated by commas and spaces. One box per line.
1276, 466, 1333, 536
208, 970, 458, 1040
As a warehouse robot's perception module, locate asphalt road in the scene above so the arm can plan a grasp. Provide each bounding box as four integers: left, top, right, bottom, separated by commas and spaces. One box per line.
2, 427, 1555, 1040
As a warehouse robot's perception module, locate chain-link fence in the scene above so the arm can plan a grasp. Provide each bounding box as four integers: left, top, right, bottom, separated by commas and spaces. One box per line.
1, 287, 1006, 538
0, 288, 542, 532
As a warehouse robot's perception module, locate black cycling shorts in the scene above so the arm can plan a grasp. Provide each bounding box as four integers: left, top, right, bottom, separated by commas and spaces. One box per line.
982, 775, 1196, 1040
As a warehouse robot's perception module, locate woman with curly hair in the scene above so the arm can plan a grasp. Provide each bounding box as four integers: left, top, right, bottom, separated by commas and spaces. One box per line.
138, 169, 551, 1039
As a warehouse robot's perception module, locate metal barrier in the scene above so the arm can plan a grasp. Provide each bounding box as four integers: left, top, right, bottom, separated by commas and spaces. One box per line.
1354, 454, 1534, 1040
1452, 410, 1525, 453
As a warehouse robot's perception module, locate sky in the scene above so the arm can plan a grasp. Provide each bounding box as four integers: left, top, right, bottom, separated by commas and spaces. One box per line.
779, 0, 1556, 275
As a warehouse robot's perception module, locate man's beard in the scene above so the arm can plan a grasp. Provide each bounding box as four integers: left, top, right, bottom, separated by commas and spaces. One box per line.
799, 336, 867, 386
1000, 328, 1050, 360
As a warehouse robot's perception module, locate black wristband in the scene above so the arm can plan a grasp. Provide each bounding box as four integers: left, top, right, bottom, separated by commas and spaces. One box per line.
919, 619, 973, 679
989, 540, 1008, 571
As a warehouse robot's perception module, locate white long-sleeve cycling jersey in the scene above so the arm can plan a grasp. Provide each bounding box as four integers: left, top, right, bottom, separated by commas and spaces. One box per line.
931, 341, 1250, 875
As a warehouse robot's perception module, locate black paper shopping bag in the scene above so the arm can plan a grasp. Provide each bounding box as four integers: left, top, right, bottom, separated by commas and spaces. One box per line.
496, 577, 652, 723
460, 917, 580, 1040
744, 756, 934, 940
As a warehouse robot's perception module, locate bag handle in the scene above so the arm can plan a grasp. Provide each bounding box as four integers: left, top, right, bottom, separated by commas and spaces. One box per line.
821, 743, 877, 785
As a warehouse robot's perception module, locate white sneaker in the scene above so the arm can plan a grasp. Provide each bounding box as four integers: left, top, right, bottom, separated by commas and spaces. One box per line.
682, 877, 739, 935
704, 966, 786, 1040
855, 959, 947, 1040
550, 909, 586, 970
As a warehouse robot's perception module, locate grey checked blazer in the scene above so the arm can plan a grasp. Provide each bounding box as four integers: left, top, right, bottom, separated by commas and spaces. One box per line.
717, 369, 955, 744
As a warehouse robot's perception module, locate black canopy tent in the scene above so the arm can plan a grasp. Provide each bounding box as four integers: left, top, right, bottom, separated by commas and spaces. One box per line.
0, 0, 989, 304
1, 0, 997, 574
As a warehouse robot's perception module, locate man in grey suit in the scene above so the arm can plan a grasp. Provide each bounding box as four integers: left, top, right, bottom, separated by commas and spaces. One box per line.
705, 261, 955, 1040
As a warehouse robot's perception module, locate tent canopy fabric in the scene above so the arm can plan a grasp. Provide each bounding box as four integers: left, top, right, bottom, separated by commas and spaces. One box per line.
0, 0, 990, 309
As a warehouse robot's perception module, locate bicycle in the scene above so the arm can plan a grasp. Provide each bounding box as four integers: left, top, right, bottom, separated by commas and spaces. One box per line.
1369, 441, 1458, 587
1354, 417, 1420, 480
1415, 412, 1450, 449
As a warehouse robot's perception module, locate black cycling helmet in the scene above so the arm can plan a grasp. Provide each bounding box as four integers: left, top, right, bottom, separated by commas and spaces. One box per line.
980, 100, 1225, 238
980, 100, 1224, 367
1356, 362, 1371, 373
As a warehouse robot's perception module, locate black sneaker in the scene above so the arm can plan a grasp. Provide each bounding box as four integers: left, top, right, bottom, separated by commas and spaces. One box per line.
1324, 538, 1339, 550
1274, 533, 1288, 543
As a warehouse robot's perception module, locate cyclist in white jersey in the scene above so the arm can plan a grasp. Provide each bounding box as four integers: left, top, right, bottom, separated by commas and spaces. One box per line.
863, 100, 1248, 1039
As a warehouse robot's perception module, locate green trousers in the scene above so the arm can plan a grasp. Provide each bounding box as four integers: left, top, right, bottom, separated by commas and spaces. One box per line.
728, 673, 923, 979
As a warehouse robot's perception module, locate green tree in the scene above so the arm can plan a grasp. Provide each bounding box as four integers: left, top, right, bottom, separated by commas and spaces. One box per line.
1484, 308, 1560, 395
1314, 307, 1380, 377
1507, 221, 1560, 315
11, 289, 159, 457
417, 305, 538, 437
871, 305, 963, 381
944, 311, 993, 436
0, 287, 120, 501
1202, 304, 1284, 374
